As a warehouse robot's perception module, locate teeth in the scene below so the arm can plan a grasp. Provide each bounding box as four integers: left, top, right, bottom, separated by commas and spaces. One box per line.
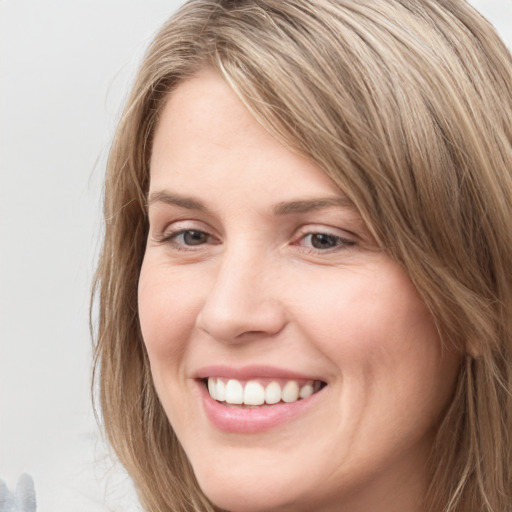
216, 379, 226, 401
244, 381, 265, 405
265, 381, 282, 405
225, 379, 244, 404
208, 378, 218, 400
282, 381, 299, 402
207, 378, 322, 405
299, 382, 314, 399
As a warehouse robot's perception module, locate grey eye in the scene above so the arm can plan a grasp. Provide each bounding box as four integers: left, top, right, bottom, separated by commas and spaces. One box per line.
179, 230, 209, 245
308, 233, 340, 249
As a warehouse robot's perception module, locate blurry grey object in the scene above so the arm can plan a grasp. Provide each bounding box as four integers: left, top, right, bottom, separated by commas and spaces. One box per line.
0, 475, 36, 512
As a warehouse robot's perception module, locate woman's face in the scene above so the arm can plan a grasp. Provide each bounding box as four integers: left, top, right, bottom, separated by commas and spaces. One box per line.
139, 69, 460, 512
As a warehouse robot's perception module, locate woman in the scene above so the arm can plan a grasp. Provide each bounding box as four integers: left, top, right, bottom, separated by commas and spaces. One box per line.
93, 1, 512, 511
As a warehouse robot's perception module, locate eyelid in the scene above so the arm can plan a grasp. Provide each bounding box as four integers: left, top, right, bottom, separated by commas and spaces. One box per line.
157, 218, 211, 235
293, 224, 357, 241
153, 218, 219, 244
291, 225, 358, 252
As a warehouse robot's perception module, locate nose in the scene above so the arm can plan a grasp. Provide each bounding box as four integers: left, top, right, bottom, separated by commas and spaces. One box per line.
196, 250, 287, 343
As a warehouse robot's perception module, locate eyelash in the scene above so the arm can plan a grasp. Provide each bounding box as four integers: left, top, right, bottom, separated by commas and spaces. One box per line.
157, 228, 356, 253
296, 232, 356, 252
158, 229, 217, 251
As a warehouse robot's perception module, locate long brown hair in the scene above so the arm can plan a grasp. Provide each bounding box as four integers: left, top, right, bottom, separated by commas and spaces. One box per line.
93, 1, 512, 510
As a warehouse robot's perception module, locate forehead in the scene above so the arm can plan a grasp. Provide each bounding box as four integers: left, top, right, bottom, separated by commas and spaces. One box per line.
149, 69, 346, 203
152, 69, 261, 166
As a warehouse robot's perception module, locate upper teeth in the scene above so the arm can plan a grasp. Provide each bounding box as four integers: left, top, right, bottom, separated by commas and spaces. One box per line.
207, 378, 321, 405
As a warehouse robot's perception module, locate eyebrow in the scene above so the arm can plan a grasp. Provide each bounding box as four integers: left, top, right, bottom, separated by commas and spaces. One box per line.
147, 190, 352, 215
147, 191, 212, 213
272, 196, 353, 215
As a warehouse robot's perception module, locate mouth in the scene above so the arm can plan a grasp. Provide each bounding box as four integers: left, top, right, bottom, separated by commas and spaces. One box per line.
195, 366, 328, 432
202, 377, 327, 407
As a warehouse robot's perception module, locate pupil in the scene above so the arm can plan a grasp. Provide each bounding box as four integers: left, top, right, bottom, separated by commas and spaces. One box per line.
312, 233, 337, 249
184, 230, 207, 245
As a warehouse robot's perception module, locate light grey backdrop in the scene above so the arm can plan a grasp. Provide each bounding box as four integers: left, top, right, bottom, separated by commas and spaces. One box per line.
0, 1, 511, 511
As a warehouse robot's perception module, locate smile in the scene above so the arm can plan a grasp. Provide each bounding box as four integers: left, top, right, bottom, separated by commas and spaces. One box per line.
195, 367, 328, 432
206, 377, 324, 406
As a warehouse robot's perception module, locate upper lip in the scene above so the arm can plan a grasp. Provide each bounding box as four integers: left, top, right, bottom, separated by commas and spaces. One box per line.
193, 365, 326, 382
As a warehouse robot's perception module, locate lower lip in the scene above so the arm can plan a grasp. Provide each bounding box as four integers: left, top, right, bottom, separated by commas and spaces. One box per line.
198, 382, 324, 433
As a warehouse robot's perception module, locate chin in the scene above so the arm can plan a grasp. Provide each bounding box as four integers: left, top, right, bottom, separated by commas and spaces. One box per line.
202, 487, 297, 512
195, 467, 307, 512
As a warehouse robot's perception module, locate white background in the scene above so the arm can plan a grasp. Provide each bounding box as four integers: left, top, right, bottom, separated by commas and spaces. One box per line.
0, 1, 511, 511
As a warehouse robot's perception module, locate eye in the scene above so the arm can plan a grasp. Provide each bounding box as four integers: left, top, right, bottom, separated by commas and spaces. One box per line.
298, 232, 356, 251
170, 229, 212, 247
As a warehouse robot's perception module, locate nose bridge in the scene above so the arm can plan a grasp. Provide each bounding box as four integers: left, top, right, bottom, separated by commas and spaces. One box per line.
197, 241, 286, 342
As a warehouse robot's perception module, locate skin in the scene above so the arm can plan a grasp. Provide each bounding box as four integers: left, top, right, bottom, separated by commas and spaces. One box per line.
138, 69, 461, 512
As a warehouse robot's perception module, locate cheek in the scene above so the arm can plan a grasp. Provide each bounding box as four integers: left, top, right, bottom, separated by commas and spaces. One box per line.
137, 259, 208, 429
138, 259, 202, 364
292, 269, 423, 346
293, 265, 460, 463
292, 263, 456, 401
